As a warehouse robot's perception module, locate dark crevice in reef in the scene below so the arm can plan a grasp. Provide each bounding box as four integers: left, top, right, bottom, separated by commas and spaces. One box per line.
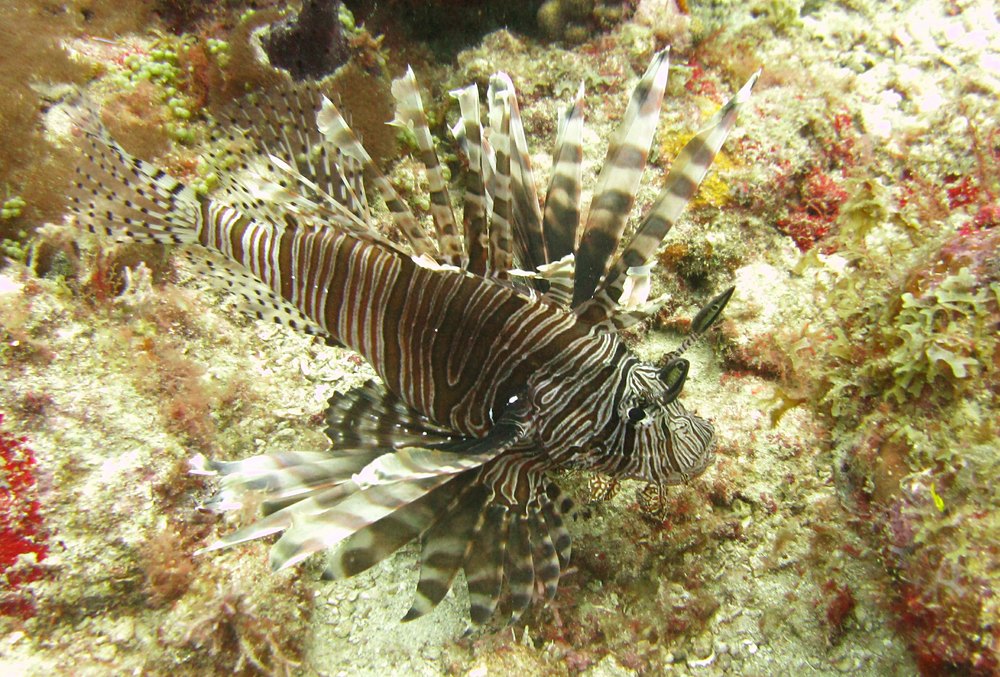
263, 0, 351, 81
343, 0, 545, 58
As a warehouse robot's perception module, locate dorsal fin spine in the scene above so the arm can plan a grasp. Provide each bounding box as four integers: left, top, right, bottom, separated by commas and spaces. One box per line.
450, 83, 490, 276
572, 48, 671, 307
391, 67, 464, 264
577, 69, 761, 325
542, 82, 586, 265
317, 95, 439, 258
486, 80, 515, 277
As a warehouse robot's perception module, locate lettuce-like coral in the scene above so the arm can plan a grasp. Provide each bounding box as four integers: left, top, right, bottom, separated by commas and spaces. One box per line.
886, 267, 996, 403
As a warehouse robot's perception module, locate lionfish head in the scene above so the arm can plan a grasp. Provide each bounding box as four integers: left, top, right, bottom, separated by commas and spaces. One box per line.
613, 358, 716, 486
609, 284, 737, 483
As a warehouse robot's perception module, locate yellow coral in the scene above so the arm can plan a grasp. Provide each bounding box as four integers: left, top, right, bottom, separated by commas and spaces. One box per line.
658, 132, 737, 208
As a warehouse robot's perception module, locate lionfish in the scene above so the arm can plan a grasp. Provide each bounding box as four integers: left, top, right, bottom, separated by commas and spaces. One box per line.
69, 49, 757, 624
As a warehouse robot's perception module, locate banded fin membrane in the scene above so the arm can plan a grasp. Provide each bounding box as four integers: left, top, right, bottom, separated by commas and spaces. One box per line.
69, 123, 201, 246
317, 95, 439, 258
179, 251, 326, 335
324, 380, 456, 449
404, 484, 492, 620
541, 83, 586, 265
450, 83, 490, 275
577, 69, 760, 327
485, 79, 516, 277
391, 68, 464, 264
572, 49, 671, 307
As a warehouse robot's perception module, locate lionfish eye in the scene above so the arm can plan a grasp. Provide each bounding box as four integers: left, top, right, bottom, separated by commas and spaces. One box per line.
658, 358, 690, 404
626, 406, 647, 423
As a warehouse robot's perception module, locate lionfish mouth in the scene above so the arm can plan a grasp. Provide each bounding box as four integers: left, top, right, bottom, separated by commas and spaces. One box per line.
662, 406, 718, 485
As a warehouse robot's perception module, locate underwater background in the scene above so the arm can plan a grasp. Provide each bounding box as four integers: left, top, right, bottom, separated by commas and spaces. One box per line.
0, 0, 997, 674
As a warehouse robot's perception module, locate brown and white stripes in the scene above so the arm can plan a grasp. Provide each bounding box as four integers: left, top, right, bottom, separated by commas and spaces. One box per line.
68, 50, 756, 624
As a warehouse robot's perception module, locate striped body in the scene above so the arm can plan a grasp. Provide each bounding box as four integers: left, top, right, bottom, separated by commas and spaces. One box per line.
69, 50, 756, 624
196, 202, 713, 479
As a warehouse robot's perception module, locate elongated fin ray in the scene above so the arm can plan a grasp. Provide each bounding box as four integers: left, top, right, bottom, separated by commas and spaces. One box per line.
485, 80, 515, 277
205, 80, 373, 228
572, 49, 670, 306
196, 448, 485, 561
353, 445, 501, 489
490, 73, 546, 273
196, 450, 381, 516
322, 472, 477, 579
201, 406, 526, 576
578, 71, 759, 326
450, 84, 490, 275
504, 512, 535, 623
542, 483, 573, 567
542, 84, 586, 265
404, 484, 492, 620
528, 508, 561, 602
465, 505, 510, 625
317, 96, 439, 258
391, 69, 464, 264
269, 473, 452, 570
197, 465, 374, 552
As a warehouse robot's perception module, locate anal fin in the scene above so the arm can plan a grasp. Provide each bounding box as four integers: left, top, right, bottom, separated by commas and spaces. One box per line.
181, 250, 327, 336
325, 380, 456, 449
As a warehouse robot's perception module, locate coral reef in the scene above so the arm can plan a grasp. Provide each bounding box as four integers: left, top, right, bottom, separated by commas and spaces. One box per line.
536, 0, 631, 44
1, 0, 998, 674
819, 223, 1000, 675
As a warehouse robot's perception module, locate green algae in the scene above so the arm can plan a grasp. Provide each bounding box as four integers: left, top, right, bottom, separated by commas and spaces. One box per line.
1, 197, 27, 221
887, 268, 995, 400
